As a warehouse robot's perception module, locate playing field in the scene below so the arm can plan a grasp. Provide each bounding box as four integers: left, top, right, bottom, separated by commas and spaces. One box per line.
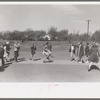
0, 41, 100, 82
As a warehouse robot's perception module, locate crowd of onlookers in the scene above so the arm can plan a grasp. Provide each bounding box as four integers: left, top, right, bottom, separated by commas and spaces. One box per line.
0, 41, 53, 69
69, 41, 100, 71
0, 41, 20, 68
0, 40, 99, 72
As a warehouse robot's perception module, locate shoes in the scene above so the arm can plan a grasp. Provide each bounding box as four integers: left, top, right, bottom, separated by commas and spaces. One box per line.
88, 69, 91, 72
71, 58, 75, 61
79, 60, 84, 63
43, 61, 46, 63
85, 60, 89, 63
77, 60, 80, 62
30, 58, 32, 60
82, 60, 85, 63
79, 61, 82, 63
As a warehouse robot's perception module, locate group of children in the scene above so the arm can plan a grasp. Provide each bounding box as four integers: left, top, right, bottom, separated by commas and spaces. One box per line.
30, 41, 53, 63
0, 41, 20, 68
69, 41, 100, 71
30, 41, 100, 71
0, 40, 53, 68
0, 40, 99, 72
69, 42, 88, 63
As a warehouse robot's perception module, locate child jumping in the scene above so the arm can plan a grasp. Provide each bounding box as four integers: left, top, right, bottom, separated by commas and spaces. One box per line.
43, 42, 52, 63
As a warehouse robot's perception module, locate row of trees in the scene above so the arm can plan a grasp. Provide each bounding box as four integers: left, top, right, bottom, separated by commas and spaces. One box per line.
0, 26, 100, 42
0, 27, 68, 41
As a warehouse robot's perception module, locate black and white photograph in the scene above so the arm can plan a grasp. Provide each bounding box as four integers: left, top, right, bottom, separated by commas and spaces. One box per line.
1, 1, 100, 98
0, 2, 100, 82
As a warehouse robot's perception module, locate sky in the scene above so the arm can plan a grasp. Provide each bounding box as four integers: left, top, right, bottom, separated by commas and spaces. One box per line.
0, 4, 100, 34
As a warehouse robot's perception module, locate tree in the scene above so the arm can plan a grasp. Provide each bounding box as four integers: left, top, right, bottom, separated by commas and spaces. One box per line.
92, 30, 100, 42
48, 26, 58, 40
37, 31, 46, 41
58, 30, 68, 41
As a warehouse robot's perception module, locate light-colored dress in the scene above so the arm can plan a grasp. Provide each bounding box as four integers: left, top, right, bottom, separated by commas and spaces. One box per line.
3, 46, 8, 58
78, 44, 84, 58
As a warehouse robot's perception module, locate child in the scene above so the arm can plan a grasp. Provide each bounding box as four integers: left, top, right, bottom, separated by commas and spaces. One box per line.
78, 42, 84, 63
85, 43, 90, 63
30, 44, 36, 60
88, 42, 100, 71
14, 41, 20, 62
43, 42, 52, 63
69, 43, 76, 61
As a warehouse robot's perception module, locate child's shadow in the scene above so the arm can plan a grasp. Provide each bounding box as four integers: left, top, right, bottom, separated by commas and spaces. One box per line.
10, 57, 26, 62
0, 61, 12, 72
34, 58, 41, 61
43, 60, 53, 63
0, 67, 5, 72
17, 58, 26, 62
2, 61, 12, 69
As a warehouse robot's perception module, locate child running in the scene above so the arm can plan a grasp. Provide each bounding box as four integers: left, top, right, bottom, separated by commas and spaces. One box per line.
30, 43, 37, 61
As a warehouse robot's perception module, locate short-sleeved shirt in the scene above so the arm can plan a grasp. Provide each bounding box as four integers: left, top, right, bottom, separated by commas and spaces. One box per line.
31, 45, 36, 54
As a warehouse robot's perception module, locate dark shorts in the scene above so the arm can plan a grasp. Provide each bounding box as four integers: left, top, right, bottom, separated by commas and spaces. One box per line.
31, 51, 35, 55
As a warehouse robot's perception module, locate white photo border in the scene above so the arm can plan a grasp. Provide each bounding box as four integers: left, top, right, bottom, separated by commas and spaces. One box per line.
0, 1, 100, 98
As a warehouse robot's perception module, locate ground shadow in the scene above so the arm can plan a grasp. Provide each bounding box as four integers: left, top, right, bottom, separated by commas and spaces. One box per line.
0, 68, 5, 72
3, 61, 12, 68
10, 58, 14, 61
0, 57, 26, 72
3, 64, 12, 69
10, 57, 26, 63
17, 57, 26, 62
33, 58, 41, 61
43, 60, 53, 63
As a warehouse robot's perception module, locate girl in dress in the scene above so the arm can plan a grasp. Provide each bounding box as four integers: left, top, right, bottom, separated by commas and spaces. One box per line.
69, 43, 76, 61
78, 42, 84, 63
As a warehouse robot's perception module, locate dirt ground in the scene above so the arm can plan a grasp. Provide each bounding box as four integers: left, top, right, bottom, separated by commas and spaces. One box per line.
0, 41, 100, 82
